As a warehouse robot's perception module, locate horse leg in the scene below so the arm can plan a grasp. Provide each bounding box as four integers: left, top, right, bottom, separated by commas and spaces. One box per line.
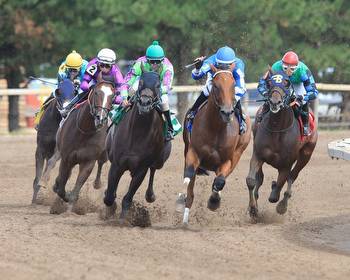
208, 160, 231, 211
68, 160, 96, 207
268, 168, 290, 203
93, 152, 107, 190
182, 175, 196, 225
120, 168, 148, 221
246, 151, 264, 220
145, 167, 156, 203
38, 148, 60, 189
276, 144, 315, 214
32, 147, 45, 204
102, 163, 124, 219
52, 159, 73, 203
176, 147, 200, 214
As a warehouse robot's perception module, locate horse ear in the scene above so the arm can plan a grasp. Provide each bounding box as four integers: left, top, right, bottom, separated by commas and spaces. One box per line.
263, 65, 273, 80
210, 64, 217, 73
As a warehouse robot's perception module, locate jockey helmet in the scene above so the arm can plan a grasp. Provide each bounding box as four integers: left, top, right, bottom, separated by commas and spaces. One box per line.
215, 46, 236, 65
282, 51, 299, 66
65, 50, 83, 70
97, 48, 116, 65
146, 41, 165, 61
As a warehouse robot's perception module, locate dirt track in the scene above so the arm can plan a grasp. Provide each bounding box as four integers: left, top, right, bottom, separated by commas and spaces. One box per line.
0, 131, 350, 280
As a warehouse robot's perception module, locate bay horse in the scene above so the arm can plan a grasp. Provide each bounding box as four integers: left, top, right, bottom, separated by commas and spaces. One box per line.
51, 73, 114, 212
177, 64, 251, 225
246, 69, 318, 221
102, 70, 171, 221
32, 79, 76, 203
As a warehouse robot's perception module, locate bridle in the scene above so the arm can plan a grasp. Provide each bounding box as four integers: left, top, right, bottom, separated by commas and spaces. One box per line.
211, 70, 235, 109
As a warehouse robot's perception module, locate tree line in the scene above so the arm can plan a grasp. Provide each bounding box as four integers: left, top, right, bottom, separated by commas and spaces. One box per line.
1, 0, 349, 130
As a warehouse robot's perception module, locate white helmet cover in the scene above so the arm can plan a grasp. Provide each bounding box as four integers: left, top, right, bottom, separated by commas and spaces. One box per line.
97, 48, 116, 64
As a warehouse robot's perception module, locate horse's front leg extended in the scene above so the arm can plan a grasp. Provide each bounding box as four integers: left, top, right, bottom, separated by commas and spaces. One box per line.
269, 168, 290, 203
68, 160, 96, 207
120, 167, 148, 221
52, 160, 73, 203
177, 147, 200, 225
38, 148, 61, 189
207, 160, 233, 211
246, 151, 264, 220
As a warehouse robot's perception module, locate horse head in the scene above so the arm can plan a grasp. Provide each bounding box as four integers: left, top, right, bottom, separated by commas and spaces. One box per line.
55, 79, 76, 113
210, 64, 236, 123
265, 67, 293, 114
136, 63, 161, 115
89, 72, 115, 129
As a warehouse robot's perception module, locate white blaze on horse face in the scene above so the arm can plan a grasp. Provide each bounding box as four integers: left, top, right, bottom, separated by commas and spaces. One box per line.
100, 85, 113, 119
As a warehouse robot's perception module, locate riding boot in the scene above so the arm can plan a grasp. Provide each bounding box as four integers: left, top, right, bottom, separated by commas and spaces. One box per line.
301, 103, 310, 136
235, 100, 247, 135
187, 91, 208, 120
163, 110, 174, 141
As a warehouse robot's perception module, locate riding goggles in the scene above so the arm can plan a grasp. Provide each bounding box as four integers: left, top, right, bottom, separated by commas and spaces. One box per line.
100, 63, 112, 69
147, 59, 163, 65
282, 63, 297, 73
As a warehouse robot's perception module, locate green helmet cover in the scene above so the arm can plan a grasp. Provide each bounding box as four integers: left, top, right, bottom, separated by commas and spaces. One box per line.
146, 41, 165, 60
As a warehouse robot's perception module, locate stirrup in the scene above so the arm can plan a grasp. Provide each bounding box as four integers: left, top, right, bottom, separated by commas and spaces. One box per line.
165, 130, 174, 141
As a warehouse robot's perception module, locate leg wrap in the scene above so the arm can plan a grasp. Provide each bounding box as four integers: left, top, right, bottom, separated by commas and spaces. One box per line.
184, 165, 196, 179
212, 175, 225, 192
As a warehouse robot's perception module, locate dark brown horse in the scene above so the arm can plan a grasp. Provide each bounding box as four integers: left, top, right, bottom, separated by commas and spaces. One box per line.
102, 71, 171, 221
50, 73, 114, 212
177, 64, 251, 225
32, 79, 76, 203
246, 70, 318, 221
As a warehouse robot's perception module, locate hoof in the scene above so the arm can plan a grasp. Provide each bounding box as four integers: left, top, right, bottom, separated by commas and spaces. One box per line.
145, 192, 156, 203
248, 206, 259, 223
176, 193, 186, 213
276, 200, 287, 215
99, 202, 117, 220
93, 179, 102, 190
207, 192, 221, 211
268, 181, 280, 203
50, 196, 68, 214
276, 193, 291, 215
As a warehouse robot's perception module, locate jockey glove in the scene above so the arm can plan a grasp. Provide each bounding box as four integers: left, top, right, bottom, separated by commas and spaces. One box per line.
195, 59, 204, 69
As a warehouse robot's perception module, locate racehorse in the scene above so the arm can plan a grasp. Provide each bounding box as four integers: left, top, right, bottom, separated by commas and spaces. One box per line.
51, 73, 114, 211
32, 79, 75, 203
246, 69, 318, 221
102, 70, 171, 221
177, 64, 251, 225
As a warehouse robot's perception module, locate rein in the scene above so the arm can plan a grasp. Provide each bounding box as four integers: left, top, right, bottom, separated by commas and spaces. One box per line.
261, 108, 295, 133
211, 70, 235, 109
75, 85, 113, 135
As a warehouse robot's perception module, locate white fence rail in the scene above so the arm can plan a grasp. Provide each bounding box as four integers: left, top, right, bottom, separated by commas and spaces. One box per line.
1, 83, 350, 96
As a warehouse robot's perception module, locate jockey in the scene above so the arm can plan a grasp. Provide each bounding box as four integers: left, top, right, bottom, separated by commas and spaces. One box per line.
121, 41, 175, 141
77, 48, 125, 106
36, 50, 87, 122
188, 46, 247, 134
257, 51, 318, 136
